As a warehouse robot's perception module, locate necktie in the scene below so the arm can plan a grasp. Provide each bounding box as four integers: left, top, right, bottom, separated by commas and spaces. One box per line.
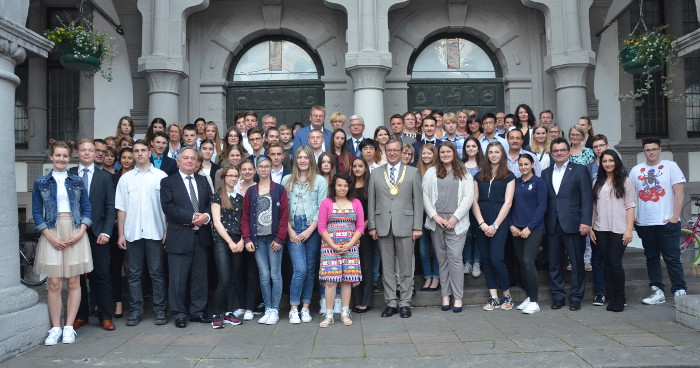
354, 140, 359, 154
186, 176, 199, 211
390, 167, 396, 185
82, 168, 89, 190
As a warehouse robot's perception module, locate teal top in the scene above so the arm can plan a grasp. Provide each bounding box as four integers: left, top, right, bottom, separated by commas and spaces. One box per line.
282, 174, 327, 223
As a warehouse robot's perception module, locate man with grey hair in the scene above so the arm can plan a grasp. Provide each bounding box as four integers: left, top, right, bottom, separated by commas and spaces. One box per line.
262, 114, 277, 131
347, 114, 366, 157
368, 138, 423, 318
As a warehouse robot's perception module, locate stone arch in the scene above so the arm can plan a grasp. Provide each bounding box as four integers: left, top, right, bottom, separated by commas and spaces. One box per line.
199, 6, 347, 84
384, 3, 545, 114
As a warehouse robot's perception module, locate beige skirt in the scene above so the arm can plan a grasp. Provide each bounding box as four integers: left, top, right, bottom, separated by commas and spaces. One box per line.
35, 214, 93, 278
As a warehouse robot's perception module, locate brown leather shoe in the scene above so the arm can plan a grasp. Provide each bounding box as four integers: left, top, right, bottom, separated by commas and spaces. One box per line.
102, 320, 116, 331
73, 319, 87, 330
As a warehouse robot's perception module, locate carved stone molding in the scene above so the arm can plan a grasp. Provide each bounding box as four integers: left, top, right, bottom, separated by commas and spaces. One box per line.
145, 70, 186, 94
347, 65, 390, 90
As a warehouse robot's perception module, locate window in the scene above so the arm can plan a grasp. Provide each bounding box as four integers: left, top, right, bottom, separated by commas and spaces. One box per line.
47, 8, 80, 142
683, 0, 699, 35
630, 0, 667, 137
232, 40, 318, 81
686, 57, 700, 136
411, 38, 496, 79
15, 63, 29, 147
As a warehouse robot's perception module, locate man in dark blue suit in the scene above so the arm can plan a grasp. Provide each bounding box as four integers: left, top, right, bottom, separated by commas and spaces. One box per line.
541, 138, 593, 311
412, 115, 441, 164
346, 115, 366, 157
71, 139, 116, 331
291, 105, 332, 157
160, 147, 214, 328
150, 132, 178, 176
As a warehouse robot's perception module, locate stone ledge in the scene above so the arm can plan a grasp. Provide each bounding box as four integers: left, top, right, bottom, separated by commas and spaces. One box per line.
0, 302, 48, 362
675, 295, 700, 330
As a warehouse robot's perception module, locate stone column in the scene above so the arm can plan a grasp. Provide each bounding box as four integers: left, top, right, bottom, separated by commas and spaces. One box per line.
522, 0, 596, 130
0, 13, 54, 360
325, 0, 409, 133
137, 0, 209, 123
347, 65, 391, 133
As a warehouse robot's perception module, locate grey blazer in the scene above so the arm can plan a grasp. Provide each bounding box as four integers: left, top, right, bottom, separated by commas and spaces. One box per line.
368, 163, 424, 237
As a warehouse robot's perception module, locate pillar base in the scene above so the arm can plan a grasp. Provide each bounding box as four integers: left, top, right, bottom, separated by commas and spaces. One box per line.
0, 287, 47, 361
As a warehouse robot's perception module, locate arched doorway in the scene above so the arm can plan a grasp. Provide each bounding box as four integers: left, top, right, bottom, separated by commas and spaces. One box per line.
226, 38, 324, 125
408, 36, 503, 114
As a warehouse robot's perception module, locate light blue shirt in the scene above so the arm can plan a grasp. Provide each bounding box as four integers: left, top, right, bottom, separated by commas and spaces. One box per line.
479, 134, 509, 154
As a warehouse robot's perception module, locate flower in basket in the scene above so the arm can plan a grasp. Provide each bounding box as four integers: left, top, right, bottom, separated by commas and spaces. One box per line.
617, 26, 683, 102
45, 18, 116, 82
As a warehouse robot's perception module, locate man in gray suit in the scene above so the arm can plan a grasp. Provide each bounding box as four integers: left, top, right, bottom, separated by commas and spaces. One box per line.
368, 139, 424, 318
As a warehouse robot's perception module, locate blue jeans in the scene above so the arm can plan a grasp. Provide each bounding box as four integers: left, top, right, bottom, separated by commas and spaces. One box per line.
462, 223, 481, 264
288, 215, 321, 306
635, 223, 687, 293
419, 229, 439, 278
254, 235, 283, 310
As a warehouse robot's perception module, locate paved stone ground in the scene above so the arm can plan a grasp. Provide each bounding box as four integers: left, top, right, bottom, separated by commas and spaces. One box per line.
4, 297, 700, 367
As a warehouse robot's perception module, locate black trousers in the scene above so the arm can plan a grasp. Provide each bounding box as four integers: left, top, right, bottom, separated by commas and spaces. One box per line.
513, 229, 544, 303
593, 231, 626, 301
548, 221, 586, 302
168, 236, 208, 320
109, 225, 125, 303
353, 234, 375, 307
77, 232, 114, 321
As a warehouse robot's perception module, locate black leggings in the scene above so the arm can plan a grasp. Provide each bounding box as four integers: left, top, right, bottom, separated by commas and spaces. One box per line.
512, 229, 544, 302
109, 229, 125, 303
593, 231, 626, 301
353, 234, 375, 307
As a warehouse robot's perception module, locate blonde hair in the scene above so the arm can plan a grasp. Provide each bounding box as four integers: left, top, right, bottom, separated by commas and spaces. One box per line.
205, 122, 222, 154
417, 143, 438, 178
285, 146, 319, 192
529, 124, 551, 154
329, 112, 347, 124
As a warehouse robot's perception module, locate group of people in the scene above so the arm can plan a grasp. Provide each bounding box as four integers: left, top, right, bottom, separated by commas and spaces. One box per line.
33, 104, 689, 346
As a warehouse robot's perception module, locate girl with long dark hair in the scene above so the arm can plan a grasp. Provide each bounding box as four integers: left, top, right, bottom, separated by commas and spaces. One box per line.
330, 129, 354, 174
589, 150, 635, 312
515, 104, 535, 147
350, 158, 374, 313
461, 136, 483, 277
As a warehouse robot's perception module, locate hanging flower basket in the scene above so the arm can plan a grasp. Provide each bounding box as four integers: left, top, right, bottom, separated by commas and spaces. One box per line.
617, 25, 683, 101
57, 42, 102, 71
618, 44, 663, 75
45, 18, 115, 81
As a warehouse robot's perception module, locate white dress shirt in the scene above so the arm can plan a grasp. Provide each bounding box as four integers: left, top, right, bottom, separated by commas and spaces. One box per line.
552, 160, 569, 195
77, 163, 94, 195
386, 162, 402, 185
115, 165, 168, 242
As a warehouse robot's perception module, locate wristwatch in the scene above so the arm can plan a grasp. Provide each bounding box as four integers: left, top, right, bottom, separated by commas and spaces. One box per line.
492, 224, 499, 230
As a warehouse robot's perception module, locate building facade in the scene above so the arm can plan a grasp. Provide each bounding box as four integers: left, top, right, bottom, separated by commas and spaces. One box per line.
2, 0, 700, 359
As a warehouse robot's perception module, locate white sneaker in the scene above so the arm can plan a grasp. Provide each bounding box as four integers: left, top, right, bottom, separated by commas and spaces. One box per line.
243, 310, 254, 320
319, 299, 326, 315
463, 263, 472, 274
265, 309, 280, 325
289, 310, 301, 324
258, 309, 271, 324
522, 302, 540, 314
233, 310, 244, 319
44, 327, 62, 346
674, 289, 687, 297
471, 262, 482, 277
333, 298, 342, 314
300, 308, 312, 323
517, 297, 531, 310
62, 326, 76, 344
642, 286, 666, 305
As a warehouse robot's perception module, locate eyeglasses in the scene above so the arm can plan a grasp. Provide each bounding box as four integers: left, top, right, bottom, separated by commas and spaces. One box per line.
644, 148, 660, 153
257, 165, 272, 170
552, 148, 569, 154
386, 149, 402, 153
593, 144, 607, 150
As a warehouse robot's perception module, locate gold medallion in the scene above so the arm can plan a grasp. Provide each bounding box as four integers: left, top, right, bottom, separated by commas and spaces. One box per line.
390, 187, 399, 196
384, 165, 407, 196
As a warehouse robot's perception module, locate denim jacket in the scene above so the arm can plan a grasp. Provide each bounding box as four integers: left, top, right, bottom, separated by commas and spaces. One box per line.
32, 171, 92, 232
282, 174, 327, 223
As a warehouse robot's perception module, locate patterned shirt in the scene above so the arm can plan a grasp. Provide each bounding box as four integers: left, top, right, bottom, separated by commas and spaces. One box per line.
211, 191, 243, 241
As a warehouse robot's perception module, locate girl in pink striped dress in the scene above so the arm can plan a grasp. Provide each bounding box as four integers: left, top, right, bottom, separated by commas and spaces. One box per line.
318, 173, 365, 327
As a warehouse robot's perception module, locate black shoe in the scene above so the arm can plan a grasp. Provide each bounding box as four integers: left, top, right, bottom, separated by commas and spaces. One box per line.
592, 295, 605, 306
190, 315, 213, 323
399, 306, 412, 318
355, 306, 371, 314
551, 300, 565, 310
569, 301, 581, 311
429, 283, 441, 292
441, 305, 451, 311
381, 306, 398, 317
175, 318, 187, 328
372, 282, 380, 293
125, 315, 141, 326
155, 312, 168, 325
